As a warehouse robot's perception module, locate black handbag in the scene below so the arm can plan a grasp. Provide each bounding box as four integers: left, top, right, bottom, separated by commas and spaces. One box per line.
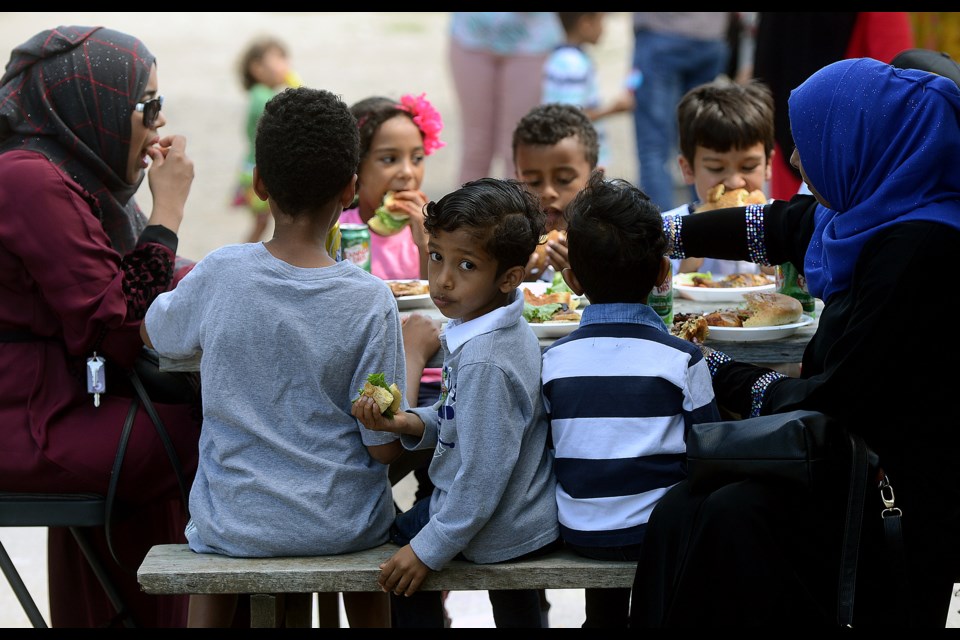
105, 348, 197, 572
685, 409, 901, 626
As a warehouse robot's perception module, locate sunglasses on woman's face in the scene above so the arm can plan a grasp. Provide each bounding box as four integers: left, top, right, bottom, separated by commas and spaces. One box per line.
135, 95, 164, 129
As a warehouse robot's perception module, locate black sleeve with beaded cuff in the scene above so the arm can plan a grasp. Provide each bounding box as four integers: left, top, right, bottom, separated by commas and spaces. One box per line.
662, 195, 818, 271
121, 224, 179, 321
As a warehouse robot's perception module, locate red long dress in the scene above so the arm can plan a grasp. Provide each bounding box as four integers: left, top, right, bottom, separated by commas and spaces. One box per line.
0, 150, 201, 627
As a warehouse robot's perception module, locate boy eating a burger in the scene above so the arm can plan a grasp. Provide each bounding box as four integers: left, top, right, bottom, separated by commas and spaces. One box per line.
141, 87, 404, 627
512, 102, 601, 283
352, 178, 561, 628
541, 171, 720, 628
665, 78, 775, 276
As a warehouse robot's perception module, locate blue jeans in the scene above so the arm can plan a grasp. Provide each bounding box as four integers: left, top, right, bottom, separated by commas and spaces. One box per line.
632, 29, 729, 212
389, 499, 560, 628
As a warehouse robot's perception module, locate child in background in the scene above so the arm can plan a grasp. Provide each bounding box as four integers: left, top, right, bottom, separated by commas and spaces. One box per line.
543, 12, 636, 170
142, 87, 404, 628
666, 78, 775, 275
352, 178, 561, 628
512, 102, 600, 282
542, 171, 719, 628
340, 93, 445, 280
232, 36, 303, 244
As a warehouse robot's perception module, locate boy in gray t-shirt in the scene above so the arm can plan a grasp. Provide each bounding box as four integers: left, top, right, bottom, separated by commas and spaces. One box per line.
142, 88, 403, 628
353, 178, 561, 628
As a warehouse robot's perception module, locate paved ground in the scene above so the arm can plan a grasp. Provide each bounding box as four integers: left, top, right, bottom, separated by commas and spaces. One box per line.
1, 11, 957, 629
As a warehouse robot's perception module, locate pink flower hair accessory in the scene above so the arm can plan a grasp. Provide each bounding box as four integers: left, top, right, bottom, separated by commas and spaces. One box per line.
399, 92, 445, 156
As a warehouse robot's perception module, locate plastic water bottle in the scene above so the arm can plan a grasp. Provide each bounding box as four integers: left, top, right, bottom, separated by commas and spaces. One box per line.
649, 261, 673, 326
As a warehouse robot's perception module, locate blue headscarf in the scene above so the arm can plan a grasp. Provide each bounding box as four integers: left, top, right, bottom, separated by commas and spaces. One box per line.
789, 57, 960, 302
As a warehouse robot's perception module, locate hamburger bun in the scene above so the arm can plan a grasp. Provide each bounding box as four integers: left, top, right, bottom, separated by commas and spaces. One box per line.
741, 292, 803, 327
696, 184, 768, 213
368, 191, 411, 236
530, 229, 566, 275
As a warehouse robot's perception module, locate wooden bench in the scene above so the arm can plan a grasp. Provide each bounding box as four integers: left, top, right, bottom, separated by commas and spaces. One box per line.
137, 543, 636, 628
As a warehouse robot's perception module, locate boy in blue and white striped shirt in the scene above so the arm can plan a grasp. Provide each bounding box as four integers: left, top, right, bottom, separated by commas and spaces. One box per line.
541, 171, 719, 628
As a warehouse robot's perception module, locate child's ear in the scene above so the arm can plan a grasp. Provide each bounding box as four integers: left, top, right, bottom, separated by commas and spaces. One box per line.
678, 155, 696, 186
764, 150, 774, 183
498, 265, 526, 293
339, 174, 358, 209
561, 267, 585, 296
656, 256, 671, 287
252, 166, 269, 202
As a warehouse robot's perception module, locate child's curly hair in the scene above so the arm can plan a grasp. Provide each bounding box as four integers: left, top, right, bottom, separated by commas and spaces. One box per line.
424, 178, 546, 278
511, 103, 600, 170
255, 87, 359, 218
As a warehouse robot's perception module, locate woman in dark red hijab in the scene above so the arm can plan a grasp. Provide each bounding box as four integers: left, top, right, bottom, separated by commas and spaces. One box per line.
0, 25, 200, 627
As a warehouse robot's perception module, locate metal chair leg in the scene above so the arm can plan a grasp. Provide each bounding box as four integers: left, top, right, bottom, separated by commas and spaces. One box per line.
69, 527, 136, 628
0, 539, 48, 628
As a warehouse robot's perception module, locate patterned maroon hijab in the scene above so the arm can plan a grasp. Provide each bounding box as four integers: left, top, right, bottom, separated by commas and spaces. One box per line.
0, 25, 155, 254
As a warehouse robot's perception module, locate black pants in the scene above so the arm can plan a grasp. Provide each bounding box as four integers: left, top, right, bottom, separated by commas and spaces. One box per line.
630, 478, 955, 628
566, 542, 643, 628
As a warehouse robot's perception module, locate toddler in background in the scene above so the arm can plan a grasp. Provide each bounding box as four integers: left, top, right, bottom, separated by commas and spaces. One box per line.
143, 87, 403, 628
353, 178, 560, 628
665, 78, 775, 275
542, 12, 636, 170
340, 93, 445, 280
542, 171, 719, 627
231, 36, 303, 244
512, 102, 600, 282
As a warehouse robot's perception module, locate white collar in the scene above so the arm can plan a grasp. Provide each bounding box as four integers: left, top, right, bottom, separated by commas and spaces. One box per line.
442, 289, 523, 355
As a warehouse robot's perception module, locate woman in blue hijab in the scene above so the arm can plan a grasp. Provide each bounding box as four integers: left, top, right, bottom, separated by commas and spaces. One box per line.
630, 57, 960, 627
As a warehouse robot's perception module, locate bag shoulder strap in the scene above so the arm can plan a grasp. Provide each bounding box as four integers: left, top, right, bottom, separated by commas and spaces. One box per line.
104, 368, 192, 573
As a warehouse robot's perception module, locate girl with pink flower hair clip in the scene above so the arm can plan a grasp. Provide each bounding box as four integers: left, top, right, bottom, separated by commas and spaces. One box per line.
342, 93, 446, 281
340, 93, 448, 558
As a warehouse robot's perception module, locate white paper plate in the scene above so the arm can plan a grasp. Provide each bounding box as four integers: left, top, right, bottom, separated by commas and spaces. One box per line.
673, 276, 775, 302
527, 310, 583, 338
705, 315, 815, 342
387, 280, 432, 310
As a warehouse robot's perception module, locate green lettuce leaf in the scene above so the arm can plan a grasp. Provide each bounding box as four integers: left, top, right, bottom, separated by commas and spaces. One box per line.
523, 302, 561, 323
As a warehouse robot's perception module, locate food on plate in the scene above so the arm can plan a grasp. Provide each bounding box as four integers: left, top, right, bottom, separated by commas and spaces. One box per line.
676, 271, 772, 289
529, 229, 566, 275
670, 313, 709, 343
522, 287, 580, 323
700, 292, 803, 328
387, 280, 429, 297
368, 191, 424, 236
353, 372, 402, 418
695, 184, 767, 213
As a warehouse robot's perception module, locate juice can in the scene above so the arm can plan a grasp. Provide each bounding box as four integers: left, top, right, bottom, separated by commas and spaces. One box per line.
341, 223, 371, 272
776, 261, 816, 316
649, 260, 673, 326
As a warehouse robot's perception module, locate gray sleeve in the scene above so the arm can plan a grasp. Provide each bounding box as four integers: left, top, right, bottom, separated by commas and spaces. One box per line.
349, 299, 405, 447
144, 255, 208, 359
404, 405, 439, 450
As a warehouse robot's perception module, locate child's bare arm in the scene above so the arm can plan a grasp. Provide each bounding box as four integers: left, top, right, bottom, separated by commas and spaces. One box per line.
352, 396, 425, 438
366, 439, 404, 465
378, 544, 431, 596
